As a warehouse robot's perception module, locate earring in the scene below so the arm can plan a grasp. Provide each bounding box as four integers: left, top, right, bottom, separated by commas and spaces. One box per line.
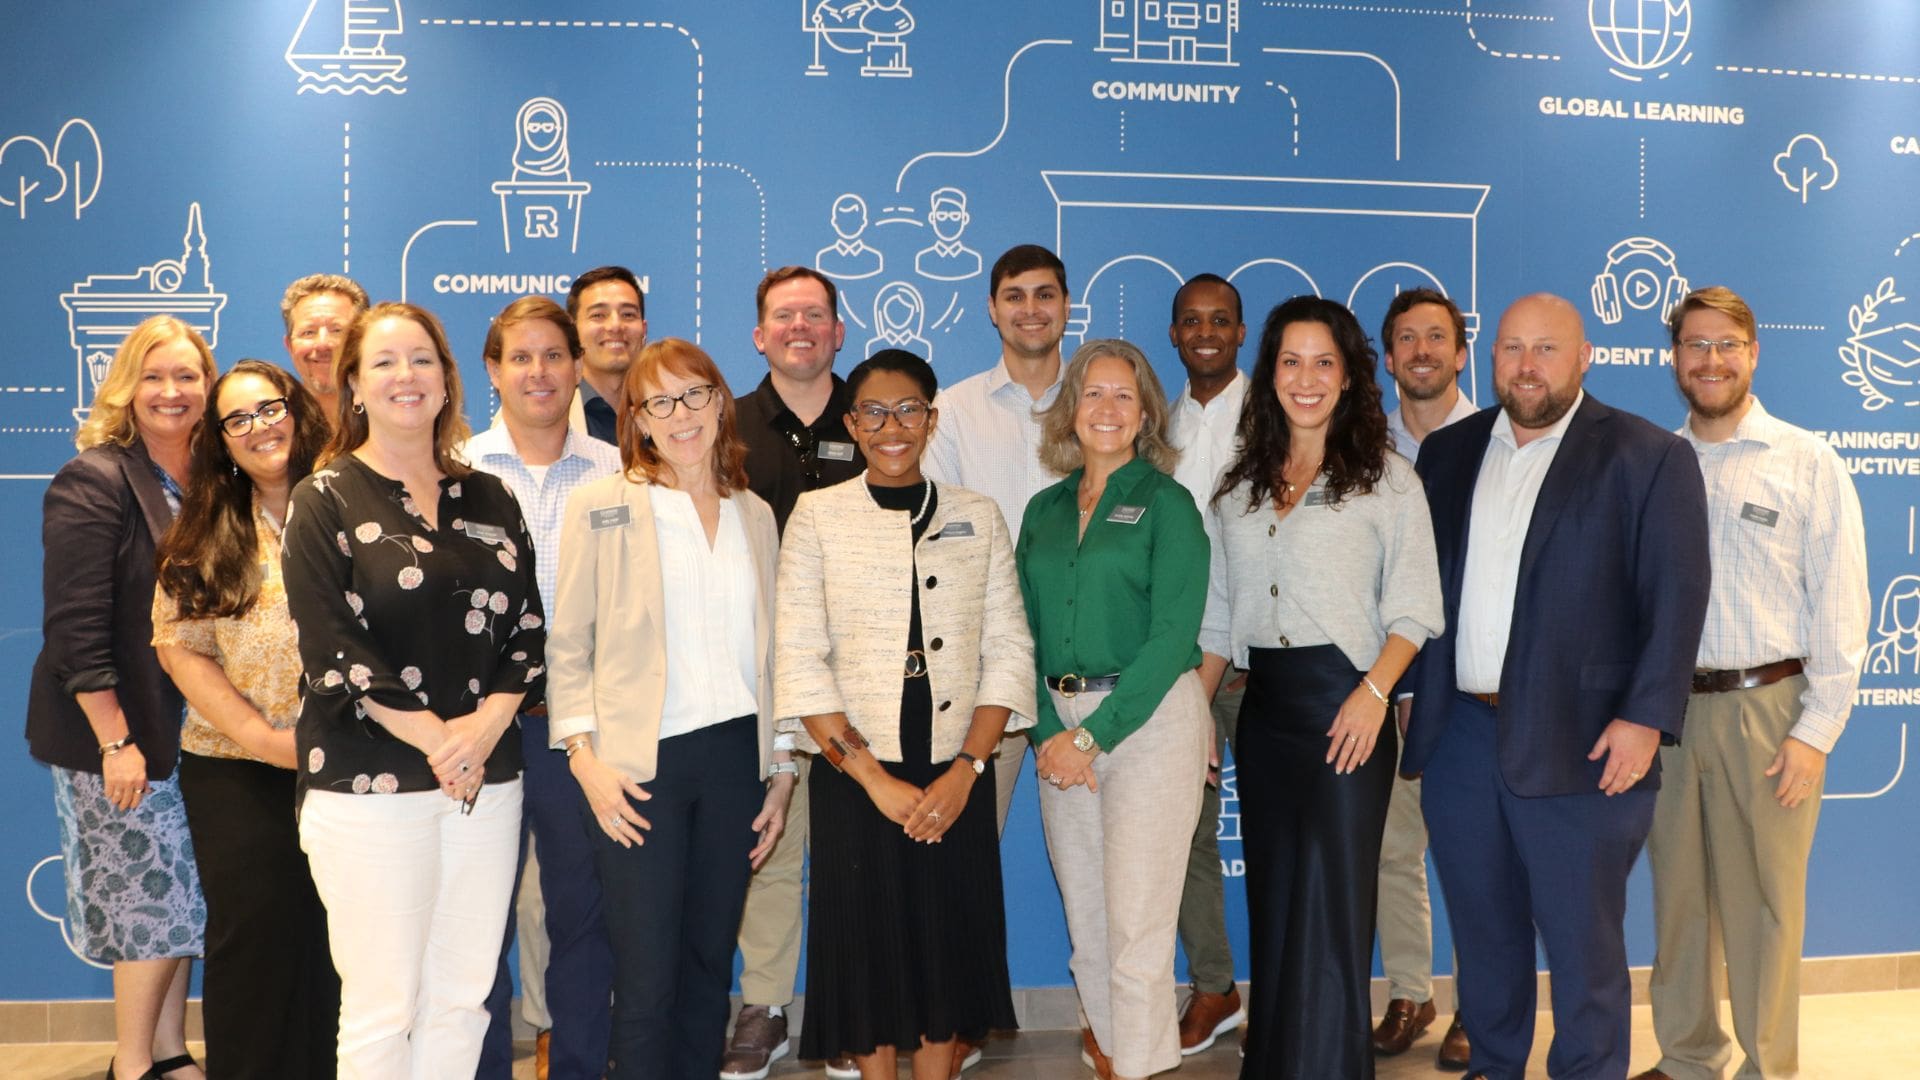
230, 461, 239, 477
352, 400, 365, 415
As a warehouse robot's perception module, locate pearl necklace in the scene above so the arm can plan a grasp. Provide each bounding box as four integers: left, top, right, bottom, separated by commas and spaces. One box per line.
864, 475, 934, 527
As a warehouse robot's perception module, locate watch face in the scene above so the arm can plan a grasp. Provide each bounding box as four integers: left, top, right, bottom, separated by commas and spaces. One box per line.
1073, 728, 1096, 753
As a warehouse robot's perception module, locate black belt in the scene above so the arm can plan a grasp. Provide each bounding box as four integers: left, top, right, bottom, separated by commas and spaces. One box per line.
1692, 659, 1803, 695
1046, 673, 1120, 697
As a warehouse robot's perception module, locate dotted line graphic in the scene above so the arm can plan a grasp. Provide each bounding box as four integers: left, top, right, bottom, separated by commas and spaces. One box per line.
1638, 137, 1645, 220
1756, 322, 1826, 331
0, 426, 73, 433
0, 386, 64, 393
426, 18, 706, 339
1717, 64, 1920, 85
1465, 0, 1559, 61
1119, 109, 1126, 153
596, 159, 768, 272
1117, 283, 1126, 337
1897, 234, 1920, 257
342, 122, 351, 273
1265, 81, 1301, 156
1262, 1, 1549, 19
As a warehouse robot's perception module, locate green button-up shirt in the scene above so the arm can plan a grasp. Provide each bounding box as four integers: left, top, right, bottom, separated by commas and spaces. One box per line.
1015, 455, 1209, 751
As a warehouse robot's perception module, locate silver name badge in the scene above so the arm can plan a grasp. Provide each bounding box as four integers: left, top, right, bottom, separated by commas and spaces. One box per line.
936, 520, 975, 539
589, 505, 632, 531
463, 521, 508, 543
1740, 502, 1779, 528
1302, 490, 1330, 508
818, 440, 856, 462
1106, 504, 1146, 524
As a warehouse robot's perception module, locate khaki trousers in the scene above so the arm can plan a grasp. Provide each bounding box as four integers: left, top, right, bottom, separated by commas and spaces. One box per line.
514, 839, 552, 1028
992, 730, 1030, 833
1176, 675, 1244, 993
1039, 671, 1209, 1079
734, 753, 810, 1006
1377, 737, 1436, 1003
1646, 676, 1822, 1080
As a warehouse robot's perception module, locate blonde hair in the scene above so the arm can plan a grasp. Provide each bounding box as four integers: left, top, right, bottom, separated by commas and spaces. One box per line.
74, 316, 216, 451
321, 302, 472, 477
1666, 285, 1757, 346
1036, 338, 1180, 476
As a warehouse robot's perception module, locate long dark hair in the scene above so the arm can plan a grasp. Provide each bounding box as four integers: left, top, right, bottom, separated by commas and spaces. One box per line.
157, 361, 328, 618
1214, 295, 1388, 511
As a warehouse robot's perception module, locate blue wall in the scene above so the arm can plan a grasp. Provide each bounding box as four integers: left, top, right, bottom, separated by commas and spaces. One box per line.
4, 0, 1918, 998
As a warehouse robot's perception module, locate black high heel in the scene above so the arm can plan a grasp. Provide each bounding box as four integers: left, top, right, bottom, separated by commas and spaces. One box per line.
148, 1053, 199, 1079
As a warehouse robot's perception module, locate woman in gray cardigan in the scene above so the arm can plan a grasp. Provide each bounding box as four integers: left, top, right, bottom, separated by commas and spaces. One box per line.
1198, 296, 1443, 1080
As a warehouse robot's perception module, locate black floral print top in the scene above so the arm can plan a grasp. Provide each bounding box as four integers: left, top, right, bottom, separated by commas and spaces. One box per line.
282, 454, 545, 800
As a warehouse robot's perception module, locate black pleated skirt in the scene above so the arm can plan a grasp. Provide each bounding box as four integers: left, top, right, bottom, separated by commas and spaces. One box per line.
1237, 644, 1396, 1080
798, 691, 1017, 1057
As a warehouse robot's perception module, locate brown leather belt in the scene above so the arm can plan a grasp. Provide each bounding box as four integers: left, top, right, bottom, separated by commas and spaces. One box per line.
1468, 692, 1500, 708
1692, 658, 1803, 695
524, 703, 549, 717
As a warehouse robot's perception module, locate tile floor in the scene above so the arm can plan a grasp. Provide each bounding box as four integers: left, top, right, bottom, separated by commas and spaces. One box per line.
11, 990, 1918, 1078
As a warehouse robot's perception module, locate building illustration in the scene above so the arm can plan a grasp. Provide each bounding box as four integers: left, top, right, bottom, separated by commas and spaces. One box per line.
1096, 0, 1239, 66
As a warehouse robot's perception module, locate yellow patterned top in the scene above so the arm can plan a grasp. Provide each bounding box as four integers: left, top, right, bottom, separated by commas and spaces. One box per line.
151, 501, 300, 762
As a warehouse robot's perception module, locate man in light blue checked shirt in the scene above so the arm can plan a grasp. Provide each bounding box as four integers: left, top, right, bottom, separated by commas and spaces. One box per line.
462, 296, 623, 1080
1634, 287, 1870, 1080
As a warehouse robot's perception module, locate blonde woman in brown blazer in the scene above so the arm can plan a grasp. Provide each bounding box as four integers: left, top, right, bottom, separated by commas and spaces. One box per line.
546, 339, 791, 1079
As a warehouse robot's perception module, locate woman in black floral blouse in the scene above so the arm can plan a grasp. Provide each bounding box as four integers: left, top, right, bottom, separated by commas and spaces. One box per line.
282, 301, 543, 1077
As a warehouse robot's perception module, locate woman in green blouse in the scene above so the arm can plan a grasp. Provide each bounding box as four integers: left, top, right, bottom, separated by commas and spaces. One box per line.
1016, 338, 1212, 1080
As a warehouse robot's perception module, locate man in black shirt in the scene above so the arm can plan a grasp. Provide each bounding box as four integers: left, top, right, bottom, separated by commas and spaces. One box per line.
564, 266, 648, 446
722, 265, 866, 1080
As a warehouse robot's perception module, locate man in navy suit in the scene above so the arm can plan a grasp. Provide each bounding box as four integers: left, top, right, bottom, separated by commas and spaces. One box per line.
1404, 293, 1711, 1080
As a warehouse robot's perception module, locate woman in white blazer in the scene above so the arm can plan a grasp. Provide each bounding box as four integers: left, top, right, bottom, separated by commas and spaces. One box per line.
774, 349, 1036, 1080
546, 339, 794, 1079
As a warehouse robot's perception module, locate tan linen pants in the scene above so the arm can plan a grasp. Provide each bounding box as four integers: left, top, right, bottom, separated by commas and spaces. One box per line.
992, 730, 1030, 833
1646, 675, 1822, 1080
1039, 671, 1210, 1079
734, 753, 810, 1005
1377, 737, 1436, 1003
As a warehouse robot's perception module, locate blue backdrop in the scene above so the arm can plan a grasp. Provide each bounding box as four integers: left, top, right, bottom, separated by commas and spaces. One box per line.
4, 0, 1918, 999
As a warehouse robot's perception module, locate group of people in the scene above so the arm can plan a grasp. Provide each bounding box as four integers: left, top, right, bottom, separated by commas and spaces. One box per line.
26, 238, 1866, 1080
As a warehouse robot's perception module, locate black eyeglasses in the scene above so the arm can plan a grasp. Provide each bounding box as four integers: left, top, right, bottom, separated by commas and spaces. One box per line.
851, 399, 932, 432
218, 398, 290, 437
639, 384, 717, 419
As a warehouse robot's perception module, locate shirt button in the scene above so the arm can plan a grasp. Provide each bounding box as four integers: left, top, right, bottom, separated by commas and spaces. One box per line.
1269, 584, 1278, 597
1268, 524, 1276, 537
1066, 598, 1073, 606
939, 700, 951, 712
1280, 635, 1291, 647
925, 575, 937, 588
1067, 560, 1075, 568
930, 638, 943, 651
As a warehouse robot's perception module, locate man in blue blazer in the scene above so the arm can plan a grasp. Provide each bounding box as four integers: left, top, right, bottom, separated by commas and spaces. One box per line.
1404, 294, 1711, 1080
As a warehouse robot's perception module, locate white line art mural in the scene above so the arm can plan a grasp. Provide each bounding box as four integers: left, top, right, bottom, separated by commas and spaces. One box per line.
816, 193, 886, 280
60, 203, 226, 422
1589, 0, 1691, 82
914, 187, 982, 282
26, 856, 109, 971
288, 0, 408, 95
1097, 0, 1239, 67
1590, 236, 1688, 326
490, 98, 592, 255
0, 119, 101, 221
803, 0, 916, 78
865, 281, 935, 360
1773, 134, 1838, 204
1838, 277, 1920, 412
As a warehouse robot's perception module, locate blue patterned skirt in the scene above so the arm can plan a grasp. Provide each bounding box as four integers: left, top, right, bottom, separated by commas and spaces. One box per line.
51, 765, 206, 963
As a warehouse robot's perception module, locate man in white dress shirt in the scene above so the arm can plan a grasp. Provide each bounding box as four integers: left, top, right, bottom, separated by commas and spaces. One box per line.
924, 243, 1071, 834
1631, 287, 1869, 1080
1374, 288, 1480, 1069
1163, 273, 1250, 1054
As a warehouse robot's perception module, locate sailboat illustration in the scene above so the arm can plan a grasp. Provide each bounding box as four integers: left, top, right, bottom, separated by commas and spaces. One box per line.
60, 204, 227, 421
286, 0, 409, 95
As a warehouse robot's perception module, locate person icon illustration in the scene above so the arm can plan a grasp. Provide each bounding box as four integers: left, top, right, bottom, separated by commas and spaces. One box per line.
815, 193, 885, 281
914, 187, 982, 282
864, 281, 933, 359
1866, 574, 1920, 675
859, 0, 915, 77
511, 97, 573, 181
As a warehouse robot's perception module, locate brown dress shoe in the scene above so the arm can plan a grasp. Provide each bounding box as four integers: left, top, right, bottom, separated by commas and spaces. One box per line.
824, 1053, 860, 1078
534, 1029, 550, 1080
1437, 1015, 1471, 1071
1628, 1070, 1677, 1080
1177, 983, 1246, 1054
948, 1035, 984, 1078
1079, 1027, 1114, 1080
718, 1005, 790, 1080
1370, 998, 1437, 1055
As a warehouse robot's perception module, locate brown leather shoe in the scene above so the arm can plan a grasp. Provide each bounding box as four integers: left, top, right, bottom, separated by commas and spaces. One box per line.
718, 1005, 790, 1080
534, 1029, 550, 1080
1177, 982, 1246, 1054
1079, 1027, 1114, 1080
1437, 1015, 1471, 1071
948, 1034, 984, 1078
1370, 998, 1437, 1055
824, 1053, 860, 1078
1628, 1070, 1677, 1080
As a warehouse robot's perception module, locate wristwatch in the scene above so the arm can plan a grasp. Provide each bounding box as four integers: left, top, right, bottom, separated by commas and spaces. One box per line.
1072, 727, 1100, 755
767, 761, 799, 776
954, 751, 985, 775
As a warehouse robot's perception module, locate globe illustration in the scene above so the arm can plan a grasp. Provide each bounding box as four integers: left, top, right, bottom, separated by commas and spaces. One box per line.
1590, 0, 1692, 74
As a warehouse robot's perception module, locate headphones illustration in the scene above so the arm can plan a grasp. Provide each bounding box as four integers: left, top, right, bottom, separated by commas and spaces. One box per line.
1590, 237, 1689, 326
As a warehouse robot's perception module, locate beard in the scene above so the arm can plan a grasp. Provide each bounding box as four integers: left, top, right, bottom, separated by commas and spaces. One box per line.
1678, 370, 1752, 420
1496, 380, 1579, 430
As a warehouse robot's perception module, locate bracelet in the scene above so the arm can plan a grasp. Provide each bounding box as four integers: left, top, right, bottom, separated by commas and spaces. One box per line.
767, 761, 799, 776
821, 727, 870, 772
563, 737, 590, 758
98, 737, 130, 757
1361, 675, 1389, 706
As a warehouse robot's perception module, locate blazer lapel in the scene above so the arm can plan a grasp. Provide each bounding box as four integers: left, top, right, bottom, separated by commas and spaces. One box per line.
626, 481, 666, 635
1516, 395, 1607, 580
122, 441, 176, 541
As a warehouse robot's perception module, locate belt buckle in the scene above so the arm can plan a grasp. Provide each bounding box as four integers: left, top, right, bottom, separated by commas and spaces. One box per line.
1058, 672, 1083, 698
905, 649, 928, 679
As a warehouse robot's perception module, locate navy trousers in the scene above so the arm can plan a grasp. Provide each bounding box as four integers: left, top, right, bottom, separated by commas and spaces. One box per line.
1421, 694, 1654, 1080
479, 711, 614, 1079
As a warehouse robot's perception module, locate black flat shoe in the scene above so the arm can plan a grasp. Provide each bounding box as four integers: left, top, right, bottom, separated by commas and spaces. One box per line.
148, 1054, 199, 1079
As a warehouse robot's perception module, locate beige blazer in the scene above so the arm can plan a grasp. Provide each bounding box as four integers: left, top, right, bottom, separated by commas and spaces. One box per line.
546, 473, 780, 782
774, 477, 1036, 763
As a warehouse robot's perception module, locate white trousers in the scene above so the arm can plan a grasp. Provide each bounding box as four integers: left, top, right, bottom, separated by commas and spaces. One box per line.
301, 781, 523, 1080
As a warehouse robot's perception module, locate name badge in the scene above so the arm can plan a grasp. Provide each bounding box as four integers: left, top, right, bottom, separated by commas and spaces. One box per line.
1740, 502, 1779, 528
1106, 504, 1146, 525
935, 520, 975, 539
1302, 490, 1330, 507
463, 521, 508, 543
589, 505, 632, 531
818, 440, 856, 462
